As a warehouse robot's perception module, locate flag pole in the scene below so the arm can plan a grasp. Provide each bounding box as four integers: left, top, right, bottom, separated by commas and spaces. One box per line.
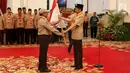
58, 15, 67, 46
94, 17, 103, 68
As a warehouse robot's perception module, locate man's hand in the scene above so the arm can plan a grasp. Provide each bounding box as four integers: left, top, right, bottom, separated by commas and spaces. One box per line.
63, 30, 67, 34
62, 33, 65, 37
58, 15, 62, 21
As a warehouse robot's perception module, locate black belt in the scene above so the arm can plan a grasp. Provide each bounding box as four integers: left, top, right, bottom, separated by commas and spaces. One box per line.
38, 34, 50, 37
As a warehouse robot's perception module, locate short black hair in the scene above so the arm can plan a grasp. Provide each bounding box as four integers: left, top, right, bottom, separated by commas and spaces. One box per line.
7, 7, 11, 10
34, 9, 37, 11
28, 9, 32, 11
18, 8, 22, 10
22, 7, 26, 10
85, 11, 88, 13
39, 8, 41, 11
106, 12, 108, 14
94, 12, 96, 14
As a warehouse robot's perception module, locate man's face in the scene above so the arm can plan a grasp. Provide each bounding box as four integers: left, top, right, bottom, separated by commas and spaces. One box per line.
85, 12, 88, 16
93, 12, 96, 16
43, 12, 49, 18
18, 10, 22, 14
7, 9, 11, 13
23, 9, 26, 13
28, 10, 32, 14
75, 8, 81, 13
34, 11, 37, 14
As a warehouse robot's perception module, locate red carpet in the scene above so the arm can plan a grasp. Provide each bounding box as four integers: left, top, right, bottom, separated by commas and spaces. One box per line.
0, 46, 130, 73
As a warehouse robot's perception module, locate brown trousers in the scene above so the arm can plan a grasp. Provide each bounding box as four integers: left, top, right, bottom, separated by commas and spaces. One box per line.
5, 29, 14, 44
83, 21, 88, 37
72, 39, 83, 67
38, 35, 50, 70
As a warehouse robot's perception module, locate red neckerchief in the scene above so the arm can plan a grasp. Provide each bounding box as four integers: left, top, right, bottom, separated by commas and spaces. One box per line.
29, 14, 33, 25
7, 14, 11, 24
18, 14, 22, 25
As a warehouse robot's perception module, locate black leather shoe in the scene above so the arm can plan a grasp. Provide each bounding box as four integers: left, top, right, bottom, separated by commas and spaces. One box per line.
74, 67, 83, 70
40, 69, 51, 72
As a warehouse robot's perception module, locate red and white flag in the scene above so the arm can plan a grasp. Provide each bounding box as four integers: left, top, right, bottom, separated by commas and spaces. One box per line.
49, 0, 60, 22
49, 0, 67, 46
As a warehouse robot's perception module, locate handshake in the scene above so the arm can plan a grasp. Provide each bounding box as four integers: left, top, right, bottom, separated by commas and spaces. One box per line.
59, 30, 67, 37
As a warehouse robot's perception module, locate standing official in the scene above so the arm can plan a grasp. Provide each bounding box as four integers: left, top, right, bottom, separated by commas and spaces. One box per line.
83, 11, 89, 37
38, 9, 62, 72
90, 12, 99, 38
25, 9, 35, 44
14, 8, 26, 44
0, 13, 4, 44
3, 7, 14, 44
63, 4, 84, 70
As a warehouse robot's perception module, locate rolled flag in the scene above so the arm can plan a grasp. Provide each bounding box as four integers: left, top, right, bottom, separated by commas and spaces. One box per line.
0, 9, 3, 16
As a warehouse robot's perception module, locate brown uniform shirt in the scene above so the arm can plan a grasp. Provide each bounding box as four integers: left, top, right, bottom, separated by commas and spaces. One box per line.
68, 13, 76, 27
14, 13, 26, 28
0, 16, 4, 30
38, 16, 61, 36
71, 12, 84, 40
25, 14, 35, 29
3, 13, 14, 29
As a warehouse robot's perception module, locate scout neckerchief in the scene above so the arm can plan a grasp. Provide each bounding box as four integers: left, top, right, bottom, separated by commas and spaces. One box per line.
29, 14, 33, 25
73, 12, 83, 21
18, 14, 22, 25
7, 13, 11, 24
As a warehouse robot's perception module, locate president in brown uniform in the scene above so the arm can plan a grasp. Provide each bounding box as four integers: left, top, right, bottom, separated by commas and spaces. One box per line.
37, 9, 62, 72
63, 4, 84, 70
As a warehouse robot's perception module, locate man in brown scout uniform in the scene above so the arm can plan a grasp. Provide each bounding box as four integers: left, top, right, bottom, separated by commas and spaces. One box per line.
0, 12, 4, 44
14, 8, 26, 44
37, 8, 62, 72
63, 4, 84, 70
3, 7, 14, 44
25, 9, 35, 44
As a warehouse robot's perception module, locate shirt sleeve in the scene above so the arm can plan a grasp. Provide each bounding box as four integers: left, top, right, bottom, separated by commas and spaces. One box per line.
90, 16, 93, 24
3, 14, 6, 27
68, 14, 75, 20
96, 16, 99, 22
75, 14, 84, 27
